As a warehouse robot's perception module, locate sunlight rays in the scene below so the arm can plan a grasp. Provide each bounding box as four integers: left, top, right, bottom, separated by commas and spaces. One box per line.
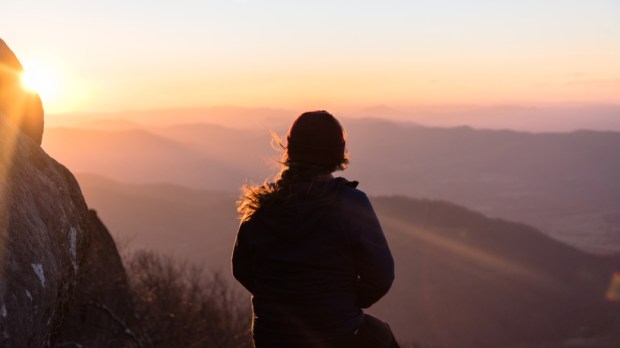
379, 214, 558, 286
1, 55, 35, 272
0, 93, 27, 274
17, 57, 87, 114
378, 213, 579, 348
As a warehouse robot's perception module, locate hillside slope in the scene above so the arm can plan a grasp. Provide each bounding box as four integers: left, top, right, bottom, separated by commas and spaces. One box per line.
371, 196, 619, 348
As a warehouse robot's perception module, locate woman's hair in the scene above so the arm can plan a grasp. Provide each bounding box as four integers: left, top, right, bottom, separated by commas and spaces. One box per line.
237, 111, 349, 222
237, 136, 349, 222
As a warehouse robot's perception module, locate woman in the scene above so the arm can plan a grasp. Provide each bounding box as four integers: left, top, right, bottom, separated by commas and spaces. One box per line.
233, 111, 399, 348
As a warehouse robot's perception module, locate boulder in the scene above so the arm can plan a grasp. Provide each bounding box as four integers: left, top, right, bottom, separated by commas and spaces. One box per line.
0, 116, 89, 346
55, 210, 144, 347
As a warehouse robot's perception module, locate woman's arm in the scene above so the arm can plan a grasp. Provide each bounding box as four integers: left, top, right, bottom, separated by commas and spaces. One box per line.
232, 222, 255, 293
350, 192, 395, 308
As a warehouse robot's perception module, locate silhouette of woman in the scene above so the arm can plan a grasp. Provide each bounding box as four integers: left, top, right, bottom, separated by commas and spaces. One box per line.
233, 111, 399, 348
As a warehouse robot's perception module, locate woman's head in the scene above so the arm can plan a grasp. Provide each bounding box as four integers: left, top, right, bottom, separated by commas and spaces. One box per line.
284, 110, 348, 172
238, 110, 349, 221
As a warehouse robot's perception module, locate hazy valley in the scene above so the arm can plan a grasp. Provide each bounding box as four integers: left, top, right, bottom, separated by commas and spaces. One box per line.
43, 114, 620, 254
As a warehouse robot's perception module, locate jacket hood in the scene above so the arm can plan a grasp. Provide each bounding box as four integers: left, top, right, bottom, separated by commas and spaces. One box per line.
255, 177, 357, 241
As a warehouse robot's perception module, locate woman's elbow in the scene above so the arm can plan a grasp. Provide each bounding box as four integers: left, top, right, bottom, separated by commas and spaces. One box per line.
357, 273, 395, 308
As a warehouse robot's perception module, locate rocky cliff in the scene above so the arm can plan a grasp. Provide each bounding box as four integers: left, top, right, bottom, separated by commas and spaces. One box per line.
0, 113, 88, 345
0, 38, 140, 347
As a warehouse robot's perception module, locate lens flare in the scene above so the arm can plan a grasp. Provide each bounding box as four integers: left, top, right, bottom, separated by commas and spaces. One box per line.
606, 272, 620, 302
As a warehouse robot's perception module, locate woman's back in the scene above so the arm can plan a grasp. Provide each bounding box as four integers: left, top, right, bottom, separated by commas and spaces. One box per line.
235, 178, 364, 346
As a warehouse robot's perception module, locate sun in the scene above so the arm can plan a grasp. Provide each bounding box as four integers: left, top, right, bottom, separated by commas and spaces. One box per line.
20, 61, 60, 101
17, 58, 87, 114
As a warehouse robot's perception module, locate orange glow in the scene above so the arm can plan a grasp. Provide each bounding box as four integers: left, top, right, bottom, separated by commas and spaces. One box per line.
606, 272, 620, 302
19, 58, 88, 114
78, 55, 620, 113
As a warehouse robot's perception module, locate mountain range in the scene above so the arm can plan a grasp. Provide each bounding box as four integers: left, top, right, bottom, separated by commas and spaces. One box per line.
43, 118, 620, 254
75, 173, 620, 348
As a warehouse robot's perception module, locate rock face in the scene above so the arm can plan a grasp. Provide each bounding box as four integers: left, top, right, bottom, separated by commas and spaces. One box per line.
0, 103, 141, 347
0, 38, 44, 145
56, 210, 143, 347
0, 116, 89, 346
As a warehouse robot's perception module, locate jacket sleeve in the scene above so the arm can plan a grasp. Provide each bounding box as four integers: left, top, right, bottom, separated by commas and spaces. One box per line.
349, 192, 395, 308
232, 221, 255, 293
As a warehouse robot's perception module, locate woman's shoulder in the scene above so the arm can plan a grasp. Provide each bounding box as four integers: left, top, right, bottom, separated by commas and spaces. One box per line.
334, 177, 371, 206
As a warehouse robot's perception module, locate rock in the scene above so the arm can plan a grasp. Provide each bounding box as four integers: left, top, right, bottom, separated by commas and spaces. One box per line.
56, 210, 144, 347
0, 41, 142, 347
0, 38, 44, 145
0, 94, 144, 347
0, 116, 89, 346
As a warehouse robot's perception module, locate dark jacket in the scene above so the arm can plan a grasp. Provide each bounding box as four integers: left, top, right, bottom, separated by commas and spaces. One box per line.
232, 177, 394, 347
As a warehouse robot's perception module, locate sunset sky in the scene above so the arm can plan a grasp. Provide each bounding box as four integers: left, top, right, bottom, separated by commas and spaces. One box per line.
2, 0, 619, 114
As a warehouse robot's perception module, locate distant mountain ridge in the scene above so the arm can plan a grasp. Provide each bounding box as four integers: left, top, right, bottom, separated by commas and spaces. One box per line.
343, 119, 620, 254
43, 118, 620, 254
47, 104, 620, 132
75, 173, 620, 348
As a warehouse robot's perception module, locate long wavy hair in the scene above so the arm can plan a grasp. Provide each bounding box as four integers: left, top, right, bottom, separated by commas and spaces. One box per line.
237, 133, 349, 222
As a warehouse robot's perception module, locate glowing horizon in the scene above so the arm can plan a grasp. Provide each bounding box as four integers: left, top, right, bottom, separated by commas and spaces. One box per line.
2, 0, 619, 114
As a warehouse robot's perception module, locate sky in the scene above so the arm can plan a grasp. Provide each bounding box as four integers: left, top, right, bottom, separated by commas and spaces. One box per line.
1, 0, 619, 114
